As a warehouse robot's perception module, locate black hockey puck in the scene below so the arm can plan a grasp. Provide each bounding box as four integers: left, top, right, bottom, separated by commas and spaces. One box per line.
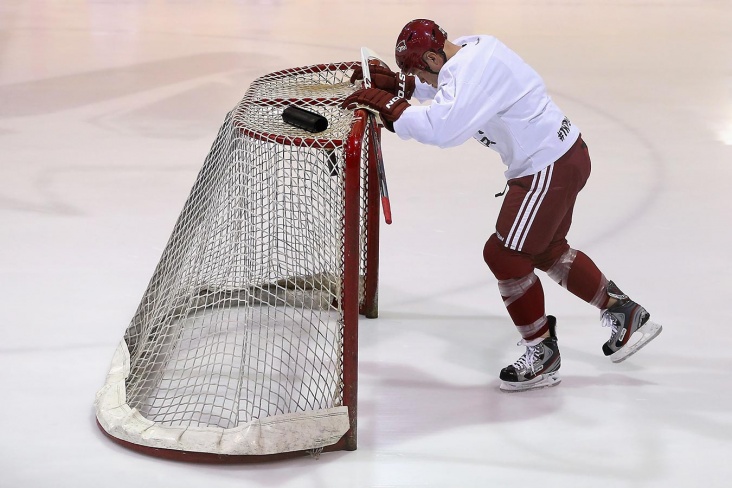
282, 105, 328, 133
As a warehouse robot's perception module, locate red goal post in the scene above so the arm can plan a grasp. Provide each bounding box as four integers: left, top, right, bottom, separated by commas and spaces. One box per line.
94, 62, 382, 461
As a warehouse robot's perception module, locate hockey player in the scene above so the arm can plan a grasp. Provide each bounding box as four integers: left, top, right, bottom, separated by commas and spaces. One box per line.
342, 19, 662, 392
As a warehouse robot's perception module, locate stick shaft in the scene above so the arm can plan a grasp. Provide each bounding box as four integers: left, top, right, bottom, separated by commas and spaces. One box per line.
370, 120, 392, 225
361, 47, 392, 225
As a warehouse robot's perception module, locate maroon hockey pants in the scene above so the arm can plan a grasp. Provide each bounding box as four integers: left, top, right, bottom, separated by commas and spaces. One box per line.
483, 136, 610, 341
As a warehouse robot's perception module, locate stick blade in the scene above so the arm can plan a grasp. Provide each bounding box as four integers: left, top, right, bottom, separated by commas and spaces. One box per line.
359, 47, 391, 90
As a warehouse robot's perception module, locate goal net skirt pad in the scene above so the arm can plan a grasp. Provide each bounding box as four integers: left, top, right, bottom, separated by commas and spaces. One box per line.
95, 62, 381, 460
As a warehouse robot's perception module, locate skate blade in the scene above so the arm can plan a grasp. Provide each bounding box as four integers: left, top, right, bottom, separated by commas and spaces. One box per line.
499, 372, 561, 393
610, 320, 663, 363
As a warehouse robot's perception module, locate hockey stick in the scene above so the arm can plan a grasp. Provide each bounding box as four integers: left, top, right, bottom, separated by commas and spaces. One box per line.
369, 120, 392, 225
360, 47, 393, 225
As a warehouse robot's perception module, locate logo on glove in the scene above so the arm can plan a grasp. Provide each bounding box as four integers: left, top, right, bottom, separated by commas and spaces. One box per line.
397, 73, 407, 98
385, 96, 401, 110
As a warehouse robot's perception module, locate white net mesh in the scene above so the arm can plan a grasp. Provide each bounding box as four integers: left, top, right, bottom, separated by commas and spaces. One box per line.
96, 62, 377, 456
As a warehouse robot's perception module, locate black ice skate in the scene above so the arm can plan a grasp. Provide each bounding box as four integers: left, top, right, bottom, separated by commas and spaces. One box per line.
499, 316, 561, 392
601, 281, 662, 363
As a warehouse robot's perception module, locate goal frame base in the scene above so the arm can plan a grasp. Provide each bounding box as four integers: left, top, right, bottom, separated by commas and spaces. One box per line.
96, 419, 355, 463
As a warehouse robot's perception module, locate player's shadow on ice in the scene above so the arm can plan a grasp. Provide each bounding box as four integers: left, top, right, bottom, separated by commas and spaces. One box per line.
356, 361, 654, 449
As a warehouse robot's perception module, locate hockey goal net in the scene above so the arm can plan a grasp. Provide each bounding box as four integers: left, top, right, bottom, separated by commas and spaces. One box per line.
95, 62, 381, 461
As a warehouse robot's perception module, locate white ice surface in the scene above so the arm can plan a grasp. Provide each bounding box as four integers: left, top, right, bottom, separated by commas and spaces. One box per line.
1, 1, 731, 487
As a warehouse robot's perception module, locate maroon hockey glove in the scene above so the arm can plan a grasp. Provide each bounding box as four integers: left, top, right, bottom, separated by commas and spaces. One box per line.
350, 64, 415, 100
341, 88, 410, 131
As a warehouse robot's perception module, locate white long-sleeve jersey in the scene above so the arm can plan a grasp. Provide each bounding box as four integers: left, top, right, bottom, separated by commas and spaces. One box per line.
393, 35, 580, 180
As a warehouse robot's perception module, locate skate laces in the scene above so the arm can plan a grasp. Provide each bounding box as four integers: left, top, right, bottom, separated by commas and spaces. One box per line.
513, 340, 541, 373
601, 310, 618, 334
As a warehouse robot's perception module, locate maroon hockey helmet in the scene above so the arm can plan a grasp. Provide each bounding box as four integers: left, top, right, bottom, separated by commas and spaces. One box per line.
394, 19, 448, 73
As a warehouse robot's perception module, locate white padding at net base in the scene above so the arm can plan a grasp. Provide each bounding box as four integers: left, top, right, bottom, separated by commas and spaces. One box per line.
95, 341, 350, 456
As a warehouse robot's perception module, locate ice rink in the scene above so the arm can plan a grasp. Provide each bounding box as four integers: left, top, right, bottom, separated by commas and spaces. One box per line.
1, 1, 731, 487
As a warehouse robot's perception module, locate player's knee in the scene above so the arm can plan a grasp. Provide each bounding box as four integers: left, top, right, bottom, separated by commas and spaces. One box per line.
533, 239, 571, 271
482, 234, 502, 271
483, 234, 533, 280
